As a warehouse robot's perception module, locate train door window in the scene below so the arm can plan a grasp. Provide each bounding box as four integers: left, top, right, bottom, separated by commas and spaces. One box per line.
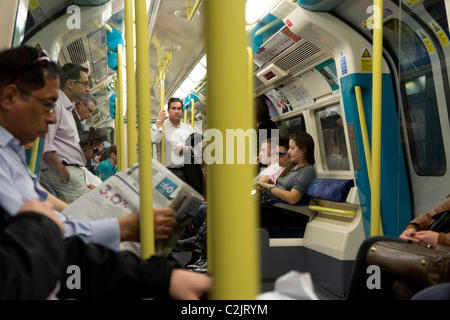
315, 105, 350, 171
285, 115, 306, 135
384, 19, 446, 175
424, 0, 449, 38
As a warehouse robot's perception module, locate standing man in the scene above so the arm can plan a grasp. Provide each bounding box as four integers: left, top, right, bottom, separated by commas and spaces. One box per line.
151, 97, 196, 182
40, 63, 92, 203
72, 92, 97, 132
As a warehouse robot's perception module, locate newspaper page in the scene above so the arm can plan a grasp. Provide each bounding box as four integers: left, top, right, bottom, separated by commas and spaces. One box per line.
62, 159, 204, 256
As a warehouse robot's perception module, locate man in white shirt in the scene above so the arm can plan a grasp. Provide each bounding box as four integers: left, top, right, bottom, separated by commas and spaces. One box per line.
151, 97, 196, 182
40, 64, 92, 204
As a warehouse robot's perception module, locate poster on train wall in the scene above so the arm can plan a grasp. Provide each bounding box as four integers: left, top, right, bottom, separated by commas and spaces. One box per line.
63, 160, 204, 256
265, 78, 313, 115
253, 26, 302, 68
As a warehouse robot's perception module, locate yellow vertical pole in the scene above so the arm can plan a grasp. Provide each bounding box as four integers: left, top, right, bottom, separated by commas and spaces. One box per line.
160, 66, 165, 165
191, 99, 195, 127
114, 96, 121, 171
355, 86, 372, 185
125, 0, 137, 167
371, 0, 383, 236
135, 0, 154, 258
207, 1, 259, 299
117, 44, 126, 171
28, 138, 40, 174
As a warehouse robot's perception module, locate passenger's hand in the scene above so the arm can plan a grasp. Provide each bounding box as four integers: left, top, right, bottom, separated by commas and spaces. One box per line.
87, 184, 96, 190
18, 200, 65, 234
118, 211, 140, 242
169, 269, 212, 300
399, 228, 420, 243
154, 208, 177, 241
413, 230, 439, 248
173, 145, 187, 156
59, 166, 70, 184
157, 110, 167, 123
257, 181, 270, 190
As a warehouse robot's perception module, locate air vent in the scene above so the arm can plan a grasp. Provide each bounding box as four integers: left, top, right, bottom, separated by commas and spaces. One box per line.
67, 38, 87, 65
275, 41, 322, 71
254, 76, 264, 90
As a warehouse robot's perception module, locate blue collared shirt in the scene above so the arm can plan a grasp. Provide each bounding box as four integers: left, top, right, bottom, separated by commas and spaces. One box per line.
0, 126, 120, 251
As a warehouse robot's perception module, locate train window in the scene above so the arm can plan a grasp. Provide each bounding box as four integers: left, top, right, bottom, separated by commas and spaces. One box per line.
285, 115, 306, 135
384, 19, 446, 175
424, 0, 449, 38
315, 106, 350, 171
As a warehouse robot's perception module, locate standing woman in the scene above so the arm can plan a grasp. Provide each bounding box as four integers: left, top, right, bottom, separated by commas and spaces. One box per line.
258, 132, 317, 227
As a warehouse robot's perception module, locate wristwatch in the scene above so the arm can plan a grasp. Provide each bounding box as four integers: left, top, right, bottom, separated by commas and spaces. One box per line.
268, 184, 277, 191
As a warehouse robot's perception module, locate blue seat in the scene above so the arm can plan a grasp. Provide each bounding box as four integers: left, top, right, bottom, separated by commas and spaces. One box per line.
264, 178, 355, 238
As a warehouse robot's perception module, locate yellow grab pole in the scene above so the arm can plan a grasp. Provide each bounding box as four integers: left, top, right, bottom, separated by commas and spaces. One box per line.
371, 0, 383, 236
355, 86, 372, 185
117, 44, 126, 171
125, 0, 137, 167
28, 138, 40, 174
207, 0, 259, 299
135, 0, 154, 258
160, 65, 165, 166
114, 96, 122, 171
191, 99, 195, 127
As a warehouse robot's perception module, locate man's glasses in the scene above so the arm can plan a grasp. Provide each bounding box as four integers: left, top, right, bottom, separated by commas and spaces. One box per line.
17, 87, 55, 114
71, 79, 91, 88
273, 151, 287, 156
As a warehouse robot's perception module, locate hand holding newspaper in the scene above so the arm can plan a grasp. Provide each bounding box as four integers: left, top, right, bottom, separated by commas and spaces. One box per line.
62, 159, 204, 255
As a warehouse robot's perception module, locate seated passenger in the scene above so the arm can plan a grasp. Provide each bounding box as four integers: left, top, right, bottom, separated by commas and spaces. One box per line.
257, 136, 290, 185
257, 132, 317, 227
0, 46, 175, 252
399, 196, 450, 247
0, 199, 211, 300
347, 196, 450, 300
95, 144, 117, 181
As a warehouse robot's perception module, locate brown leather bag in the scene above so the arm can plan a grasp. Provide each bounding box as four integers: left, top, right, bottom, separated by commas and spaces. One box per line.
366, 241, 450, 289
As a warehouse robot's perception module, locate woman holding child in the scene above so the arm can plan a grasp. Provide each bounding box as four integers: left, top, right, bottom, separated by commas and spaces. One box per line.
258, 131, 317, 227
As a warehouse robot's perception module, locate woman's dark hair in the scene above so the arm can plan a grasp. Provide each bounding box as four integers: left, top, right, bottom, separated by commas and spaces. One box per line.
0, 46, 61, 93
291, 131, 315, 165
278, 131, 315, 178
256, 96, 271, 124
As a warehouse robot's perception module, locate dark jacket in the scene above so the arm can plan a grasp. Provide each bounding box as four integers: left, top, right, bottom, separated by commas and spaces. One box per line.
0, 205, 176, 300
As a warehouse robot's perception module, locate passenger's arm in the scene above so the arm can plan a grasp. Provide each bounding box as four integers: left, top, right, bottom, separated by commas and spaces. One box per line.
258, 181, 302, 204
0, 200, 65, 299
44, 189, 69, 212
42, 151, 70, 183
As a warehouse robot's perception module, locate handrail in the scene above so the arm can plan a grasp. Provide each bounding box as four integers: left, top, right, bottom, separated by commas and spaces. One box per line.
28, 138, 40, 174
160, 62, 165, 165
371, 0, 383, 236
187, 0, 203, 22
116, 44, 125, 171
191, 98, 195, 127
354, 85, 371, 185
308, 205, 356, 217
125, 0, 137, 167
207, 0, 258, 299
153, 52, 172, 90
135, 0, 155, 259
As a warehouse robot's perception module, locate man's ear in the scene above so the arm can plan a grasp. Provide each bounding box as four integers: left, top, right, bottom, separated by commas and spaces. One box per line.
65, 79, 74, 90
0, 84, 20, 111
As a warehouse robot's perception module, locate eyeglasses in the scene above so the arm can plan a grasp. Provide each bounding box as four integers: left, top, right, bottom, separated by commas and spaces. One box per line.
17, 87, 55, 114
273, 151, 287, 156
71, 79, 91, 88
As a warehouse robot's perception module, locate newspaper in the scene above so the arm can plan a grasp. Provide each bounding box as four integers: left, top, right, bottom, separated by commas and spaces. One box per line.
62, 159, 204, 256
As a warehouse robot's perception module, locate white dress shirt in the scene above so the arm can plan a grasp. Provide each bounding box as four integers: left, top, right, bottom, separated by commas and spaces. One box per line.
42, 89, 86, 167
151, 120, 196, 168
